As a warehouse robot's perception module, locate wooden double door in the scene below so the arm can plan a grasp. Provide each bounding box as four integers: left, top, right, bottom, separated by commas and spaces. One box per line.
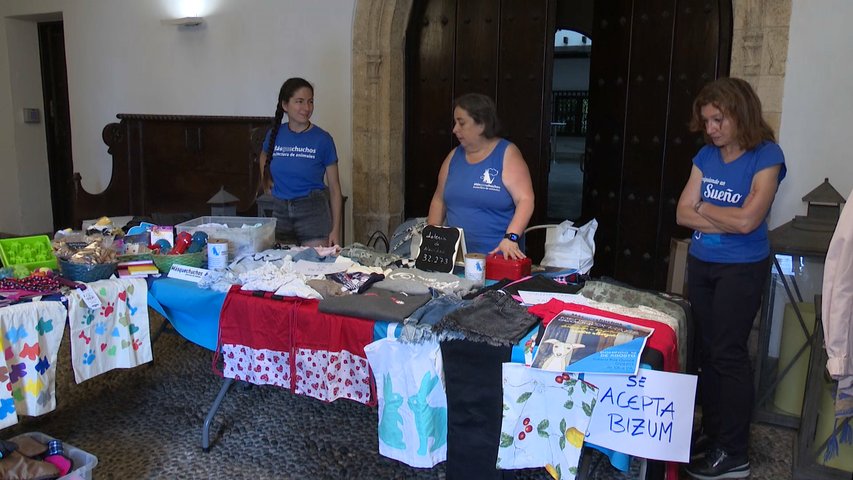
405, 0, 732, 290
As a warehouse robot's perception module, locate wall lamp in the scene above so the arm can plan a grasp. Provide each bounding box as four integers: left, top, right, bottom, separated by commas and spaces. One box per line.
161, 17, 205, 27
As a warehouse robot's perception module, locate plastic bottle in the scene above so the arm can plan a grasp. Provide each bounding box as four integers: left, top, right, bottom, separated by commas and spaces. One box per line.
172, 231, 193, 255
43, 439, 71, 475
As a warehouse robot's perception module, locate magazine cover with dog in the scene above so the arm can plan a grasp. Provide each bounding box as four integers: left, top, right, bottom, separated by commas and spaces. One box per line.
531, 310, 653, 375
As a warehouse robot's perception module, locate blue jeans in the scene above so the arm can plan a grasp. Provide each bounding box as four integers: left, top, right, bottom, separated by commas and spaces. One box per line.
273, 188, 331, 245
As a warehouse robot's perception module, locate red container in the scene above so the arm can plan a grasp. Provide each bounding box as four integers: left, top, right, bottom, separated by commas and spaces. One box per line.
485, 253, 532, 281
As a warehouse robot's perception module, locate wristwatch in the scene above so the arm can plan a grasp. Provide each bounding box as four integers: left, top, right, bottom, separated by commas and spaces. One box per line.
504, 232, 520, 242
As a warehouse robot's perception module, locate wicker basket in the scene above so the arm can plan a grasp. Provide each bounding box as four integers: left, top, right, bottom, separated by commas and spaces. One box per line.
152, 251, 206, 273
59, 260, 118, 283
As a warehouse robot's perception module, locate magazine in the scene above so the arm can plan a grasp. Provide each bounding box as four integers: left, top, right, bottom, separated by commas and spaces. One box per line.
531, 310, 653, 375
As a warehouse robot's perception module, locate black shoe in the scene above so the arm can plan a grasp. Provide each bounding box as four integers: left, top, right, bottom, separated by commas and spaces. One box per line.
685, 448, 750, 479
690, 432, 714, 461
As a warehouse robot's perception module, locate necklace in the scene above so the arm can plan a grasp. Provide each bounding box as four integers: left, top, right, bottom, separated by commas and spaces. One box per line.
288, 121, 311, 133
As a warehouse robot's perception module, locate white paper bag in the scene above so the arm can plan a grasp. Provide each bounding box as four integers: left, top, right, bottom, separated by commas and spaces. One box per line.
364, 337, 447, 468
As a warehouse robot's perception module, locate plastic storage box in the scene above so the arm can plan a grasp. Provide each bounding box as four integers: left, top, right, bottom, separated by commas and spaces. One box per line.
175, 216, 276, 259
8, 431, 98, 480
0, 235, 59, 273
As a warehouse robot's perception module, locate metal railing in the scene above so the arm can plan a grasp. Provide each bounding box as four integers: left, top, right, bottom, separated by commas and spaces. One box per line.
552, 90, 589, 137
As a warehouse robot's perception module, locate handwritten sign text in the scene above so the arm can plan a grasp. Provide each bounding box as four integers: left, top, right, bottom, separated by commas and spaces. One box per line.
584, 368, 697, 462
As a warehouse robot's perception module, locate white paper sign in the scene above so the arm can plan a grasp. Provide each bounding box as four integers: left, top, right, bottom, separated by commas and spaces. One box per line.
583, 368, 697, 462
78, 286, 102, 310
167, 264, 210, 283
517, 290, 589, 306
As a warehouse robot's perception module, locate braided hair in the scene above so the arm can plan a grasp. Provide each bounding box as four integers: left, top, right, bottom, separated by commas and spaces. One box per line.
265, 77, 314, 160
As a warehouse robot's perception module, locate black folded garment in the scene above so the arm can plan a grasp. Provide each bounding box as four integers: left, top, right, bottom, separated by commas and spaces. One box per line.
501, 274, 583, 297
435, 290, 540, 346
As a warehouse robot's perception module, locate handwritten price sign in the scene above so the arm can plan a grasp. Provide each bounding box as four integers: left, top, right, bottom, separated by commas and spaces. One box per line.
415, 225, 463, 273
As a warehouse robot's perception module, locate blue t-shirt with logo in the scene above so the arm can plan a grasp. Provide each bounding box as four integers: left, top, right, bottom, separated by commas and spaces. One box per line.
444, 138, 516, 255
264, 123, 337, 200
689, 141, 786, 263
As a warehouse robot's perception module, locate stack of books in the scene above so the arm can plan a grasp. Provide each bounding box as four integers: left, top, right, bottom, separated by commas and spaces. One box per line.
117, 259, 160, 278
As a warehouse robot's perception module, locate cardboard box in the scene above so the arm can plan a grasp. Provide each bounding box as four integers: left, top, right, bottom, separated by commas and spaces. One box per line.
667, 237, 690, 296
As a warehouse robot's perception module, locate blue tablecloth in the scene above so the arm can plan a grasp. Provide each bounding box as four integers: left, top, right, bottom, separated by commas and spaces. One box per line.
147, 278, 226, 351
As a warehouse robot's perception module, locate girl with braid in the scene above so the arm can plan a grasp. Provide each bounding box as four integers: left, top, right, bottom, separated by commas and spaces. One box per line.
259, 77, 343, 247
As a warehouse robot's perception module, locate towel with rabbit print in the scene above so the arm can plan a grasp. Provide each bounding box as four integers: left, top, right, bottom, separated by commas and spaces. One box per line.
364, 336, 447, 468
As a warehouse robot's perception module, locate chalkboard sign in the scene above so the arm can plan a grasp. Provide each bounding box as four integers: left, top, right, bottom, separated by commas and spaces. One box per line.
415, 225, 465, 273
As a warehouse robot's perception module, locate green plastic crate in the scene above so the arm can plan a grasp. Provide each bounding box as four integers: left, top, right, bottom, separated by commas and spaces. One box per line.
0, 234, 59, 273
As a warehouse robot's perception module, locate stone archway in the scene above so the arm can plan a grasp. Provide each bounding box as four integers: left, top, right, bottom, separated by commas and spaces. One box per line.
351, 0, 413, 243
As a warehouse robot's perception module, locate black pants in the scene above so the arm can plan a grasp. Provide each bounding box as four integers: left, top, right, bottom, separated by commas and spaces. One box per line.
687, 255, 768, 457
441, 339, 515, 480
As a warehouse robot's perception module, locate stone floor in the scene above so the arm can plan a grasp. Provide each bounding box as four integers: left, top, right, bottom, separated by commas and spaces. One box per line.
1, 312, 807, 479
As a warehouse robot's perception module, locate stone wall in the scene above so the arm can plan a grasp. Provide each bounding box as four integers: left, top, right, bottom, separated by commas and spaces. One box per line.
731, 0, 792, 137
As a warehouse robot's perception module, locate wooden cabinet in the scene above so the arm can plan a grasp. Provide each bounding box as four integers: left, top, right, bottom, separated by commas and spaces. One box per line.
73, 114, 271, 227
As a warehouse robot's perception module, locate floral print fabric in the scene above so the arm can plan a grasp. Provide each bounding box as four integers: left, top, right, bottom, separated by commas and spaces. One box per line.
497, 363, 598, 480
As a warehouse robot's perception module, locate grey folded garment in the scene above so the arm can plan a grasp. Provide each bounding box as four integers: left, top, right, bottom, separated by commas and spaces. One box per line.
435, 290, 540, 347
318, 286, 431, 323
372, 267, 480, 296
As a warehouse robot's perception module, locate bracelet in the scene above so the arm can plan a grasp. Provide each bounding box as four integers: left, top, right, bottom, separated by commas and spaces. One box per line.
694, 200, 704, 213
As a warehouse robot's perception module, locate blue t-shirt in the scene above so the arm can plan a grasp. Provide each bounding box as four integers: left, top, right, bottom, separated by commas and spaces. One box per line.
444, 138, 517, 255
689, 141, 786, 263
264, 123, 338, 200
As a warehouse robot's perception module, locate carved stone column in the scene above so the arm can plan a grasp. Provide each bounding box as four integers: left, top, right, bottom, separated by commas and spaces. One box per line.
351, 0, 413, 244
730, 0, 792, 136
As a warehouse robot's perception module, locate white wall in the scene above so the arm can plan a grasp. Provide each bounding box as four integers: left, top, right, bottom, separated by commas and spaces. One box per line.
5, 17, 52, 234
0, 0, 355, 237
552, 57, 590, 91
773, 0, 853, 228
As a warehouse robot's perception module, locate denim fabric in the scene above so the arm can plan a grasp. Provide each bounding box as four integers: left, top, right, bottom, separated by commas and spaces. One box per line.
409, 294, 470, 328
436, 290, 539, 346
398, 294, 467, 343
273, 188, 331, 244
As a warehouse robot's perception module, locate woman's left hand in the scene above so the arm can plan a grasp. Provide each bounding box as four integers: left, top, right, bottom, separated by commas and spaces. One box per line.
490, 238, 526, 260
328, 228, 341, 248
